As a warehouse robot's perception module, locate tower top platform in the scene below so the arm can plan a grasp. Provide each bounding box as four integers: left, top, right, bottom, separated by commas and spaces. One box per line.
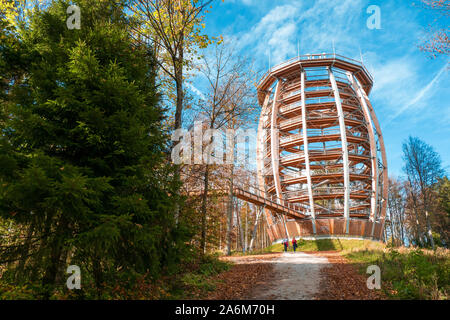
257, 53, 373, 105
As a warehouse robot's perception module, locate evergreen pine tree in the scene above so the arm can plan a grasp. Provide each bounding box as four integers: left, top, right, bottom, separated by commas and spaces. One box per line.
0, 0, 189, 298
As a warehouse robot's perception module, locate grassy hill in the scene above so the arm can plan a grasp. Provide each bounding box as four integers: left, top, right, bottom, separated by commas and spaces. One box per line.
344, 247, 449, 299
233, 238, 385, 255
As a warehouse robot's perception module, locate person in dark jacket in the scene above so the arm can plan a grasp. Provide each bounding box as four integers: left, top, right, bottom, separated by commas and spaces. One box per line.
292, 238, 297, 252
283, 239, 288, 252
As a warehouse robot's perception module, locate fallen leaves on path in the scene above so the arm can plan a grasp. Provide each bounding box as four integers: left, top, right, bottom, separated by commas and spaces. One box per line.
313, 251, 385, 300
205, 253, 281, 300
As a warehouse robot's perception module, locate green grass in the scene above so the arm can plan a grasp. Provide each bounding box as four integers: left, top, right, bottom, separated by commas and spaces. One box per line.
169, 255, 231, 299
344, 248, 450, 300
231, 238, 384, 255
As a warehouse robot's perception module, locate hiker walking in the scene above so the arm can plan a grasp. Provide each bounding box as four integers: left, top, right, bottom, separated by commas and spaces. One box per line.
292, 237, 297, 252
283, 239, 289, 252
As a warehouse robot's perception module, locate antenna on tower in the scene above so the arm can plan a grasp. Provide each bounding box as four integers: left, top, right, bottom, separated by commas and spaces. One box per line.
359, 46, 364, 64
297, 39, 300, 58
269, 48, 271, 71
332, 39, 335, 56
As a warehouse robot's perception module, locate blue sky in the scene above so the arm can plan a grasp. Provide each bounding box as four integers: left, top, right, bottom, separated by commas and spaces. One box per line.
191, 0, 449, 178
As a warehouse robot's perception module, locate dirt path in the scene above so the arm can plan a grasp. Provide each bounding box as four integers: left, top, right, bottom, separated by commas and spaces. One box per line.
207, 251, 383, 300
248, 252, 329, 300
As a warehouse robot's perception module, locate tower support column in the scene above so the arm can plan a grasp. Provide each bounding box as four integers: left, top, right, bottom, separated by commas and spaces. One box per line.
300, 70, 316, 234
271, 81, 283, 202
346, 72, 378, 223
328, 67, 350, 233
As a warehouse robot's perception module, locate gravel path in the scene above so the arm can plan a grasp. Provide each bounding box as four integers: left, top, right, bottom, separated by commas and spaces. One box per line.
248, 252, 329, 300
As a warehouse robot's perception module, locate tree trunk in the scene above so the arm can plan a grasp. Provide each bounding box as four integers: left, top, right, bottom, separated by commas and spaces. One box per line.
411, 194, 424, 246
31, 217, 53, 282
200, 164, 210, 254
264, 218, 268, 248
425, 210, 435, 249
235, 200, 244, 253
244, 204, 248, 252
16, 224, 35, 281
42, 216, 68, 298
281, 213, 290, 241
249, 206, 263, 251
219, 222, 222, 251
42, 248, 63, 298
235, 213, 238, 251
92, 254, 104, 298
226, 165, 234, 256
399, 208, 405, 246
174, 48, 184, 131
173, 48, 184, 225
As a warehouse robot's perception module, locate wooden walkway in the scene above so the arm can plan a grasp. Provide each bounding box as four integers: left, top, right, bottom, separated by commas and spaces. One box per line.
188, 187, 307, 220
232, 188, 307, 219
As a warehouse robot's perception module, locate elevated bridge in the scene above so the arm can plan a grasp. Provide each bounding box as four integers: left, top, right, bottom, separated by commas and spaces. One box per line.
188, 186, 307, 220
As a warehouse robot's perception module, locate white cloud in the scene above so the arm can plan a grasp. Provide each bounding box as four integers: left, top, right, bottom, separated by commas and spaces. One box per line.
268, 23, 297, 63
229, 0, 367, 67
235, 3, 301, 64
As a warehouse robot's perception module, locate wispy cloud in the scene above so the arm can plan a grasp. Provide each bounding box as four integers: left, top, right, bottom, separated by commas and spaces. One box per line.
231, 3, 301, 64
226, 0, 255, 5
385, 61, 448, 124
185, 82, 206, 101
368, 56, 418, 116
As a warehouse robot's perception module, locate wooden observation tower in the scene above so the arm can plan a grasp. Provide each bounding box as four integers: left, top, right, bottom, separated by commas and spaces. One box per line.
255, 53, 388, 242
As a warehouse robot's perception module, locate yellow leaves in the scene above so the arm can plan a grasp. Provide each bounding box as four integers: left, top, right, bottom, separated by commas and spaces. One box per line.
215, 35, 224, 45
194, 34, 209, 49
0, 0, 47, 31
0, 0, 19, 27
133, 0, 215, 58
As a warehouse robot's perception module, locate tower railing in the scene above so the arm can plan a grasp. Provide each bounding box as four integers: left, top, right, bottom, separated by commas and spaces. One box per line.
257, 53, 373, 88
